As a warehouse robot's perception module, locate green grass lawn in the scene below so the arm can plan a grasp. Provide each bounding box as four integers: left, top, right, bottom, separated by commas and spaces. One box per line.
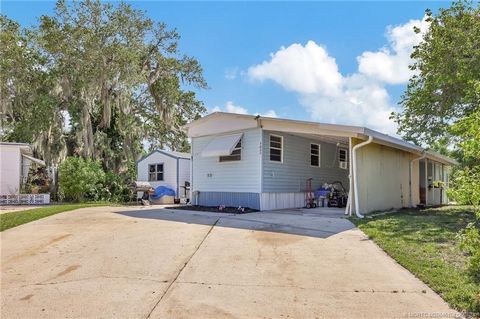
0, 203, 113, 232
352, 206, 480, 316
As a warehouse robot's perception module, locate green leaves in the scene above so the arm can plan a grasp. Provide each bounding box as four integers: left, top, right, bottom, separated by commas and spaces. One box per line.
450, 109, 480, 165
58, 156, 105, 202
2, 1, 206, 170
394, 1, 480, 146
392, 1, 480, 287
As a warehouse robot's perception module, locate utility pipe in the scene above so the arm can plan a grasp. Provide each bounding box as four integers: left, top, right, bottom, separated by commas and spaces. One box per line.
352, 136, 373, 218
409, 152, 425, 208
345, 137, 353, 216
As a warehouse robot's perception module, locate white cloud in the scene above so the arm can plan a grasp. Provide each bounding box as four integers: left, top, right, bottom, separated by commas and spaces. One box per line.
248, 41, 342, 96
225, 101, 248, 114
357, 16, 429, 84
211, 101, 278, 118
258, 109, 278, 118
247, 17, 428, 135
225, 67, 239, 80
301, 74, 395, 134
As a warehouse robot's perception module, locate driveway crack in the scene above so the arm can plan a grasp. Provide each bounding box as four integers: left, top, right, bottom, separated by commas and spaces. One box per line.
145, 217, 220, 318
16, 275, 169, 288
174, 281, 429, 294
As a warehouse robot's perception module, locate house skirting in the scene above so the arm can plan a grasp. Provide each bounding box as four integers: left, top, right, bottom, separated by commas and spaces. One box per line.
260, 192, 306, 210
194, 191, 261, 210
192, 191, 314, 211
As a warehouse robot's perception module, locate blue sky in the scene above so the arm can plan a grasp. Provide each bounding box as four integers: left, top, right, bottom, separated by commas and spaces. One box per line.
2, 1, 448, 135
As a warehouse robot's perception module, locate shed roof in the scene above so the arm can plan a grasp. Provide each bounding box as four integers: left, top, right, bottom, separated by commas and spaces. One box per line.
136, 149, 191, 164
0, 142, 33, 155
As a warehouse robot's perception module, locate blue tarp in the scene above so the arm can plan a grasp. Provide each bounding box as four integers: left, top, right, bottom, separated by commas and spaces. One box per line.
150, 186, 175, 199
315, 188, 330, 198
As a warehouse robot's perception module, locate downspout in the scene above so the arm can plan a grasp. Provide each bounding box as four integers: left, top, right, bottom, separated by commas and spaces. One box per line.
256, 115, 263, 210
176, 158, 180, 199
352, 136, 373, 218
345, 137, 353, 216
409, 152, 425, 208
191, 138, 196, 205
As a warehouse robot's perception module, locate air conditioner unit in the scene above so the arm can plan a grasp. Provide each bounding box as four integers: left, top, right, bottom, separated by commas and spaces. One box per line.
339, 161, 348, 170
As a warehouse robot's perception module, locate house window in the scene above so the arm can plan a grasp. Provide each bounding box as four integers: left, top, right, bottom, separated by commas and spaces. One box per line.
149, 163, 164, 181
339, 149, 348, 169
219, 139, 242, 162
311, 143, 320, 167
270, 135, 283, 162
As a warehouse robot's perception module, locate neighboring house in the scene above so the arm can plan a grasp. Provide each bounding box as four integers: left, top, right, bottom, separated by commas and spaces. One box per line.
0, 142, 50, 205
185, 112, 457, 215
136, 150, 191, 199
0, 142, 46, 195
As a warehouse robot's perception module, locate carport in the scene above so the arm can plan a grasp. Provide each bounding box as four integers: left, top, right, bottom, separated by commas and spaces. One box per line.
256, 117, 430, 217
186, 113, 457, 215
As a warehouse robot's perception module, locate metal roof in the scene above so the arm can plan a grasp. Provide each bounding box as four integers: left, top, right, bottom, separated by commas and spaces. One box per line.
136, 149, 191, 164
185, 112, 457, 165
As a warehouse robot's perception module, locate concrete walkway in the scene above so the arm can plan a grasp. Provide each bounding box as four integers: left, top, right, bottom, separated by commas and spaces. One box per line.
1, 206, 458, 318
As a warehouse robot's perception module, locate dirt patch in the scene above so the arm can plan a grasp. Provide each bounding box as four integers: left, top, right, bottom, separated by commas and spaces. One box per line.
167, 206, 257, 214
3, 234, 72, 265
48, 234, 72, 245
19, 294, 34, 301
252, 231, 305, 246
164, 297, 239, 319
53, 265, 81, 279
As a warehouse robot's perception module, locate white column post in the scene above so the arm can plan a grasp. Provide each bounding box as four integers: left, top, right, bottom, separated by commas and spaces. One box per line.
424, 158, 428, 206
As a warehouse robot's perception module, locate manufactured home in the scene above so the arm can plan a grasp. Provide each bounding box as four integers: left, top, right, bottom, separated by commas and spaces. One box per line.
0, 142, 50, 205
136, 150, 191, 200
185, 112, 457, 216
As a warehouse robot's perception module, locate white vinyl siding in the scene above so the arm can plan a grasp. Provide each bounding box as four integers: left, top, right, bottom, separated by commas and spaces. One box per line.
137, 151, 190, 195
0, 145, 22, 195
192, 129, 262, 193
177, 158, 191, 198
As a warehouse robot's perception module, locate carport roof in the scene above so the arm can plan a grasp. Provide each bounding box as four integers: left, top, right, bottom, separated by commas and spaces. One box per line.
185, 112, 457, 165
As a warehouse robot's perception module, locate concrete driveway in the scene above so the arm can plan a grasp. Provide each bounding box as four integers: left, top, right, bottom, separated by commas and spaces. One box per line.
1, 206, 458, 319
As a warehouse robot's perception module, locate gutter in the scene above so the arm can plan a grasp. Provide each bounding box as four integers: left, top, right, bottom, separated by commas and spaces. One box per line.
352, 136, 373, 218
345, 137, 353, 216
409, 152, 426, 207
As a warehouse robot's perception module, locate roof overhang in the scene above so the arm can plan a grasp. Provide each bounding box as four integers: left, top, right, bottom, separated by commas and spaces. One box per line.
185, 112, 457, 165
22, 154, 46, 166
0, 142, 33, 155
425, 151, 458, 166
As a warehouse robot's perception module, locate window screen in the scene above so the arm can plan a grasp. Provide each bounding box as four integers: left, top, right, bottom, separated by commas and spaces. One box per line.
270, 135, 283, 162
311, 144, 320, 166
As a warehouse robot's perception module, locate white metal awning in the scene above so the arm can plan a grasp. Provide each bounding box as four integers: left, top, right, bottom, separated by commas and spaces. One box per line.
22, 154, 46, 166
201, 133, 243, 157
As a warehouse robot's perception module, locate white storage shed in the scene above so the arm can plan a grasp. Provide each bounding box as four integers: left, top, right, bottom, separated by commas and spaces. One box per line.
136, 150, 191, 200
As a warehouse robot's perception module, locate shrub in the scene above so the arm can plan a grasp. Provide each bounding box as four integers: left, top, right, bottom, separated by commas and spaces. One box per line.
59, 157, 105, 202
100, 171, 131, 203
449, 166, 480, 282
448, 166, 480, 206
458, 222, 480, 282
